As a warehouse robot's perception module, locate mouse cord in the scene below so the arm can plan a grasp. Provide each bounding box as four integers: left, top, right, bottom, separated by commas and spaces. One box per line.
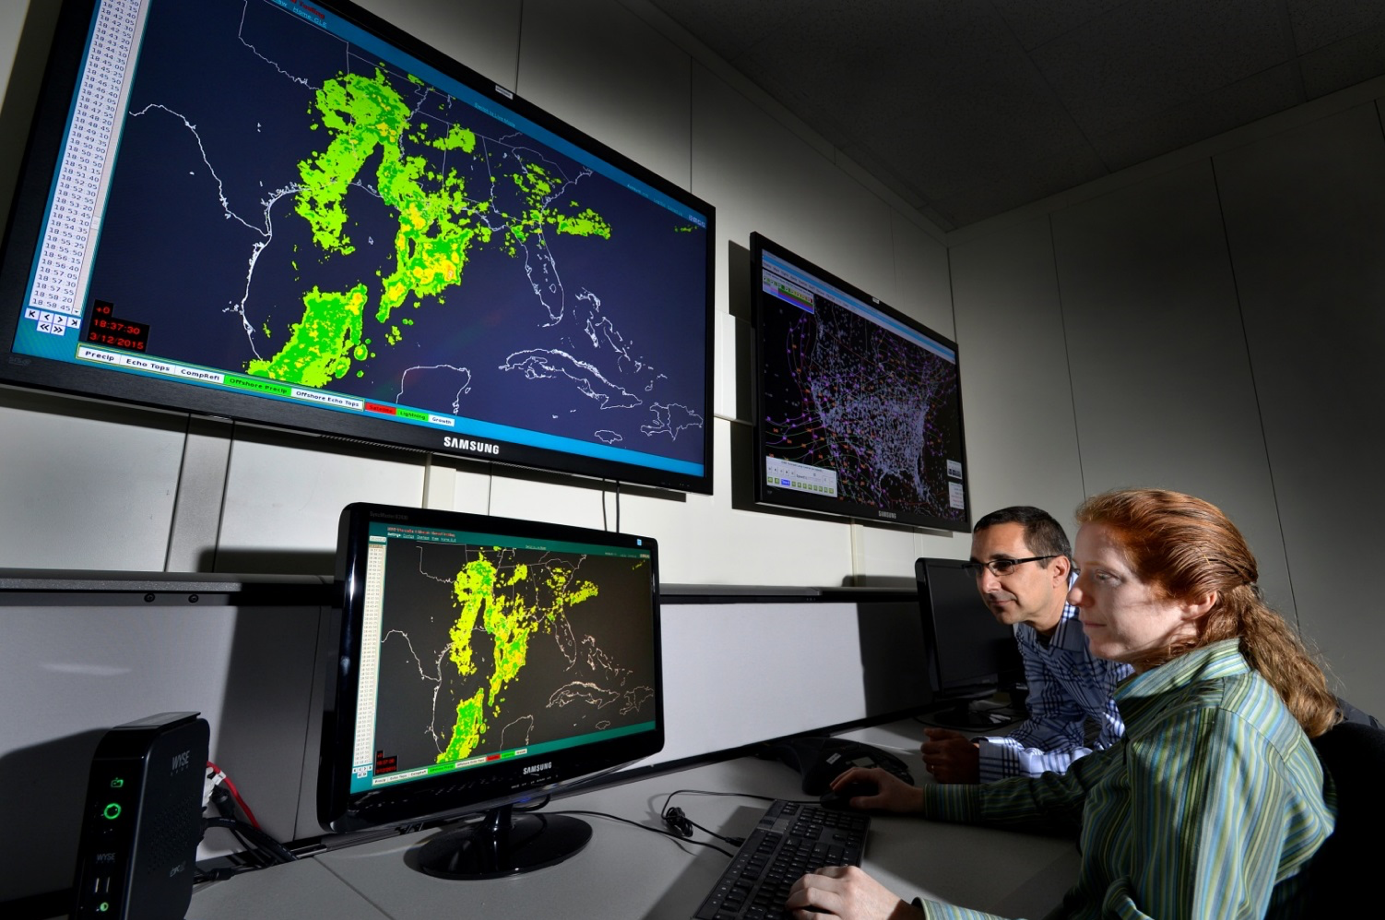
549, 808, 737, 858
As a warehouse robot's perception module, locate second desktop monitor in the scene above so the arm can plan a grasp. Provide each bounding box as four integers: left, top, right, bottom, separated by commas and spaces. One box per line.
916, 557, 1025, 728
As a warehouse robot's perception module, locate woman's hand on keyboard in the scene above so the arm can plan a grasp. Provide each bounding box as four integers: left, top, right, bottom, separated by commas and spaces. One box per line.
785, 865, 925, 920
828, 767, 925, 814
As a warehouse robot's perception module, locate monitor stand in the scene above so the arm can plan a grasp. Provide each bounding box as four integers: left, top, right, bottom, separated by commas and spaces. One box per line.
414, 803, 592, 880
924, 689, 1021, 730
927, 701, 1015, 729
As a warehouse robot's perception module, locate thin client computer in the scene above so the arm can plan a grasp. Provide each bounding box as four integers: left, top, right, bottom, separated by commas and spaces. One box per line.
915, 557, 1025, 728
318, 502, 664, 878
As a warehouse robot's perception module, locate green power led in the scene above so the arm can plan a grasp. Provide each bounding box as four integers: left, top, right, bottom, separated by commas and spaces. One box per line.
102, 803, 122, 820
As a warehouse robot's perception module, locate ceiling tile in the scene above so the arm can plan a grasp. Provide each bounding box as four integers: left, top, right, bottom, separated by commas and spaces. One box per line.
989, 0, 1128, 51
1030, 0, 1295, 137
1287, 0, 1385, 54
642, 0, 1385, 228
727, 2, 1092, 202
645, 0, 799, 63
1299, 25, 1385, 98
1091, 64, 1305, 171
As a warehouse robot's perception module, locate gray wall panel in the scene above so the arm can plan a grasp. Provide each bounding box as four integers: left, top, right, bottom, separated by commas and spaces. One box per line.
215, 429, 426, 574
0, 387, 185, 571
1052, 162, 1295, 616
949, 215, 1086, 530
354, 0, 521, 92
1214, 102, 1385, 713
518, 0, 690, 188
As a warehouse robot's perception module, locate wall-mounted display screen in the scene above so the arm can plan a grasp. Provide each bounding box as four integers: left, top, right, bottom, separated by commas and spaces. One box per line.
0, 0, 715, 493
751, 234, 970, 531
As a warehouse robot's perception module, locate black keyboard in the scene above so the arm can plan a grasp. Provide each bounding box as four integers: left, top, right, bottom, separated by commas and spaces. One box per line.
692, 799, 870, 920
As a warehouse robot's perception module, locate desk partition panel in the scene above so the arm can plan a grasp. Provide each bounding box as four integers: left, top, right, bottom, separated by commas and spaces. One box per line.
0, 573, 927, 908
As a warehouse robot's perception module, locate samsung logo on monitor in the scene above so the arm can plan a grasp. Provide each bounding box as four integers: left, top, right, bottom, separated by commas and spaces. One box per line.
443, 436, 500, 455
877, 510, 897, 520
522, 762, 552, 776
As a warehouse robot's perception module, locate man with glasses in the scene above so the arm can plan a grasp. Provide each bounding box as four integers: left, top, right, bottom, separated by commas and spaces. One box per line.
920, 505, 1132, 783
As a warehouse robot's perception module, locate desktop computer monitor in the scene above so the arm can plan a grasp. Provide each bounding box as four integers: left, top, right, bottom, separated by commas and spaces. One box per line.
318, 502, 663, 878
915, 557, 1025, 728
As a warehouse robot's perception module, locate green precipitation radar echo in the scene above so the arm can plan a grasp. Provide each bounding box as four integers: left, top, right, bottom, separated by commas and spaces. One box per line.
371, 538, 657, 779
84, 0, 709, 466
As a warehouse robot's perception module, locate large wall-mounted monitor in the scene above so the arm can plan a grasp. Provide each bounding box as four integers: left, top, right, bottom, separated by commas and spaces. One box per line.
915, 557, 1024, 728
751, 233, 969, 530
0, 0, 715, 493
319, 502, 663, 877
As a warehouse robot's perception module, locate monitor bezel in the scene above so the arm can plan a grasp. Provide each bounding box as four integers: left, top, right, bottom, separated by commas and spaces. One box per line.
0, 0, 716, 495
749, 232, 971, 531
317, 501, 664, 833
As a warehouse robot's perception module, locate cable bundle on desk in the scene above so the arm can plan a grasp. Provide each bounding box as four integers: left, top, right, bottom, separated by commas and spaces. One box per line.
197, 762, 297, 882
551, 789, 797, 859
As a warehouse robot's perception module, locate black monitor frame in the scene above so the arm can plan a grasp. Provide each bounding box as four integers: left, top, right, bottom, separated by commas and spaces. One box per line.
915, 557, 1024, 728
0, 0, 715, 494
318, 502, 663, 876
750, 233, 970, 531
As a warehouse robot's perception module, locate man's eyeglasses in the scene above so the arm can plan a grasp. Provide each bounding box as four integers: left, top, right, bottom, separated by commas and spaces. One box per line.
962, 555, 1058, 577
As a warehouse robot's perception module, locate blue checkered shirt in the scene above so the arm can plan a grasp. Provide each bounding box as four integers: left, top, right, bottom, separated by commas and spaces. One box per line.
976, 600, 1132, 782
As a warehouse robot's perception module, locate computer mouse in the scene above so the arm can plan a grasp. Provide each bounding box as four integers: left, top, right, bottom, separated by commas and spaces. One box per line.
819, 779, 877, 811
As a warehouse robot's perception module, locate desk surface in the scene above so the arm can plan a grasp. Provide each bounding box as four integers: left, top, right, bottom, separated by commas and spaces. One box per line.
188, 721, 1079, 920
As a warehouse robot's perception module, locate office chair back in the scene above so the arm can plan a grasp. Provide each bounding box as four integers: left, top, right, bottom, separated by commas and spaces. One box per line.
1301, 719, 1385, 909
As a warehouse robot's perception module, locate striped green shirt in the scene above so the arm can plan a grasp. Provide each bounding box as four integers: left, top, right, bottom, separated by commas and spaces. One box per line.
919, 639, 1334, 920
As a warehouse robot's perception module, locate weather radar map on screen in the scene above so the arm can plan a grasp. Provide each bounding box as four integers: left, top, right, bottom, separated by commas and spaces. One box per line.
319, 504, 662, 874
363, 527, 657, 793
752, 234, 969, 531
1, 0, 712, 491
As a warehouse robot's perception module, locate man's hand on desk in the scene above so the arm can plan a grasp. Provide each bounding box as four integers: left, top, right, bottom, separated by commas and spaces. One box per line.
785, 865, 925, 920
920, 728, 981, 784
